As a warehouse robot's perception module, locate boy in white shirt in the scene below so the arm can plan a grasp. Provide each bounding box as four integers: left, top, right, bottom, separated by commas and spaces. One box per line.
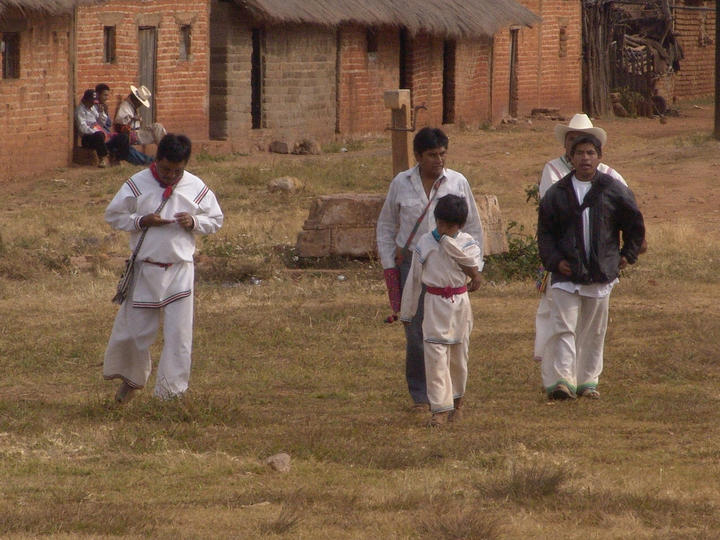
400, 195, 483, 426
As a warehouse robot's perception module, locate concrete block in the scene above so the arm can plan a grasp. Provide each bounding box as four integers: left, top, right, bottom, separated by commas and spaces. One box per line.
302, 194, 385, 229
296, 228, 331, 257
331, 227, 377, 257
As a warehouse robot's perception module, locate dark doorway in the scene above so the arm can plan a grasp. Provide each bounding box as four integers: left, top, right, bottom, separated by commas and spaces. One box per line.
251, 28, 265, 130
509, 28, 519, 118
442, 39, 456, 124
399, 28, 411, 90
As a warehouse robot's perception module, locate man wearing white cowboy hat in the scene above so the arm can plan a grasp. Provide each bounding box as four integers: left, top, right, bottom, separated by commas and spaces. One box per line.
114, 84, 167, 163
538, 113, 625, 198
534, 113, 630, 371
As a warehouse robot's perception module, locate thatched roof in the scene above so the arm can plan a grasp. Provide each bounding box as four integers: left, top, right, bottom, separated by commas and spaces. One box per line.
235, 0, 540, 38
0, 0, 94, 16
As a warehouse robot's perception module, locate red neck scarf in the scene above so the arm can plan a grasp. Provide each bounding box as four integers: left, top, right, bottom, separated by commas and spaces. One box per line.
150, 162, 181, 199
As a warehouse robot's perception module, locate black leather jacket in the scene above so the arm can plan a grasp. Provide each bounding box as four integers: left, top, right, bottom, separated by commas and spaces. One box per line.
537, 171, 645, 285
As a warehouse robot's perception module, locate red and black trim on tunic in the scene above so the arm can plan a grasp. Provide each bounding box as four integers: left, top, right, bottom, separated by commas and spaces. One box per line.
194, 185, 209, 205
132, 289, 192, 309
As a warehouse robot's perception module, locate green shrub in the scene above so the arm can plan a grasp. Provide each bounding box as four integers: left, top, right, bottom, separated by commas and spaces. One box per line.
483, 185, 540, 281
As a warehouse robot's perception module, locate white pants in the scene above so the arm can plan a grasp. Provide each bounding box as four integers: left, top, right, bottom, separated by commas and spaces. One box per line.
136, 123, 167, 145
541, 288, 609, 394
424, 339, 468, 413
103, 295, 194, 398
534, 287, 554, 362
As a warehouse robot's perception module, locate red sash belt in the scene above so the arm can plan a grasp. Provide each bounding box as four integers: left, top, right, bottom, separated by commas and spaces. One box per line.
144, 259, 173, 269
426, 285, 467, 299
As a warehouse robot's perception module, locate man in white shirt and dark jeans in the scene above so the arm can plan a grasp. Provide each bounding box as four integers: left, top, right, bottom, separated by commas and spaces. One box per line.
376, 127, 484, 412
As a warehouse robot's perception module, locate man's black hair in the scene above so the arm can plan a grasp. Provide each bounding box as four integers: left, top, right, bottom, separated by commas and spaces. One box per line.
156, 133, 192, 163
95, 83, 110, 94
413, 127, 449, 155
434, 194, 468, 227
570, 134, 603, 157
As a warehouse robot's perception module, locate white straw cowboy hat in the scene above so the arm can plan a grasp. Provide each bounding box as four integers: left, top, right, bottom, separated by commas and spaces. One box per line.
554, 113, 607, 147
130, 85, 151, 108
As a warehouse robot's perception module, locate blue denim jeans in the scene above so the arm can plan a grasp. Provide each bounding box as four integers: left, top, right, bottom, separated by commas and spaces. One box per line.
400, 257, 428, 405
126, 146, 153, 165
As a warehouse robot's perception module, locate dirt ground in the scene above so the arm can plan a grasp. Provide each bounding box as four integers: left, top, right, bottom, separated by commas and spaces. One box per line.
4, 100, 718, 233
3, 102, 720, 538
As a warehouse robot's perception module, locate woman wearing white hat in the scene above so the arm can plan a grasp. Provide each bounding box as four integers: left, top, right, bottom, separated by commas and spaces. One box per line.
534, 114, 628, 371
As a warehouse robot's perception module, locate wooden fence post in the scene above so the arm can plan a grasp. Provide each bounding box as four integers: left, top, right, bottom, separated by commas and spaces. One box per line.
383, 89, 414, 177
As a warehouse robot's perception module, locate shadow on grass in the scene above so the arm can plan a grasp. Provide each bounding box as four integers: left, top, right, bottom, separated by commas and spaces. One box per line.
0, 501, 158, 536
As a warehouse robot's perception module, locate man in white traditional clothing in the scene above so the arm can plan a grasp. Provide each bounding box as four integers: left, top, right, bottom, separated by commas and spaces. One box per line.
113, 84, 167, 165
534, 114, 633, 365
400, 194, 483, 426
103, 134, 223, 402
377, 127, 484, 413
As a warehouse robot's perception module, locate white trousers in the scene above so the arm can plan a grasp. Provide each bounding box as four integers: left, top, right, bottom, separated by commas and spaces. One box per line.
103, 295, 194, 398
424, 338, 468, 413
541, 288, 609, 394
534, 287, 554, 362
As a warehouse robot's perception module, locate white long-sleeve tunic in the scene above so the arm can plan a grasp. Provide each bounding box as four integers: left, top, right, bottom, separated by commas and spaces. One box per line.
400, 231, 483, 344
105, 168, 223, 307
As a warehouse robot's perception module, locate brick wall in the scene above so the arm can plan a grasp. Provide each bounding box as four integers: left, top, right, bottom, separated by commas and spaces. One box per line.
0, 10, 73, 180
337, 25, 400, 135
454, 38, 493, 127
209, 1, 252, 141
672, 1, 715, 100
492, 0, 582, 120
261, 24, 337, 142
75, 0, 210, 142
406, 32, 445, 128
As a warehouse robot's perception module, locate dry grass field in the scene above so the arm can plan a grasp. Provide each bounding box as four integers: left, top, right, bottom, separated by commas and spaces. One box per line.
2, 101, 720, 538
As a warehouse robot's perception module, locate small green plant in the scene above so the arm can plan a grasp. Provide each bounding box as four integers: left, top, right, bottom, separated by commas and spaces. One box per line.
483, 221, 540, 281
525, 182, 539, 209
483, 184, 541, 281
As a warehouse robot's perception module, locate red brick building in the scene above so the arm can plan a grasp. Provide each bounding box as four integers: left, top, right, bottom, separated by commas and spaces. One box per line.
0, 1, 80, 179
210, 0, 582, 147
75, 0, 210, 143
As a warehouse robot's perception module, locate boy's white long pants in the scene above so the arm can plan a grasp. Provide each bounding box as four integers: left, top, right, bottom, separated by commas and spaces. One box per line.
424, 338, 468, 414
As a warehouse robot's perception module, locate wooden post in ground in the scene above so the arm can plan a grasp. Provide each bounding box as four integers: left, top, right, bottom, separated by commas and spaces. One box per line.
715, 0, 720, 138
383, 89, 414, 177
